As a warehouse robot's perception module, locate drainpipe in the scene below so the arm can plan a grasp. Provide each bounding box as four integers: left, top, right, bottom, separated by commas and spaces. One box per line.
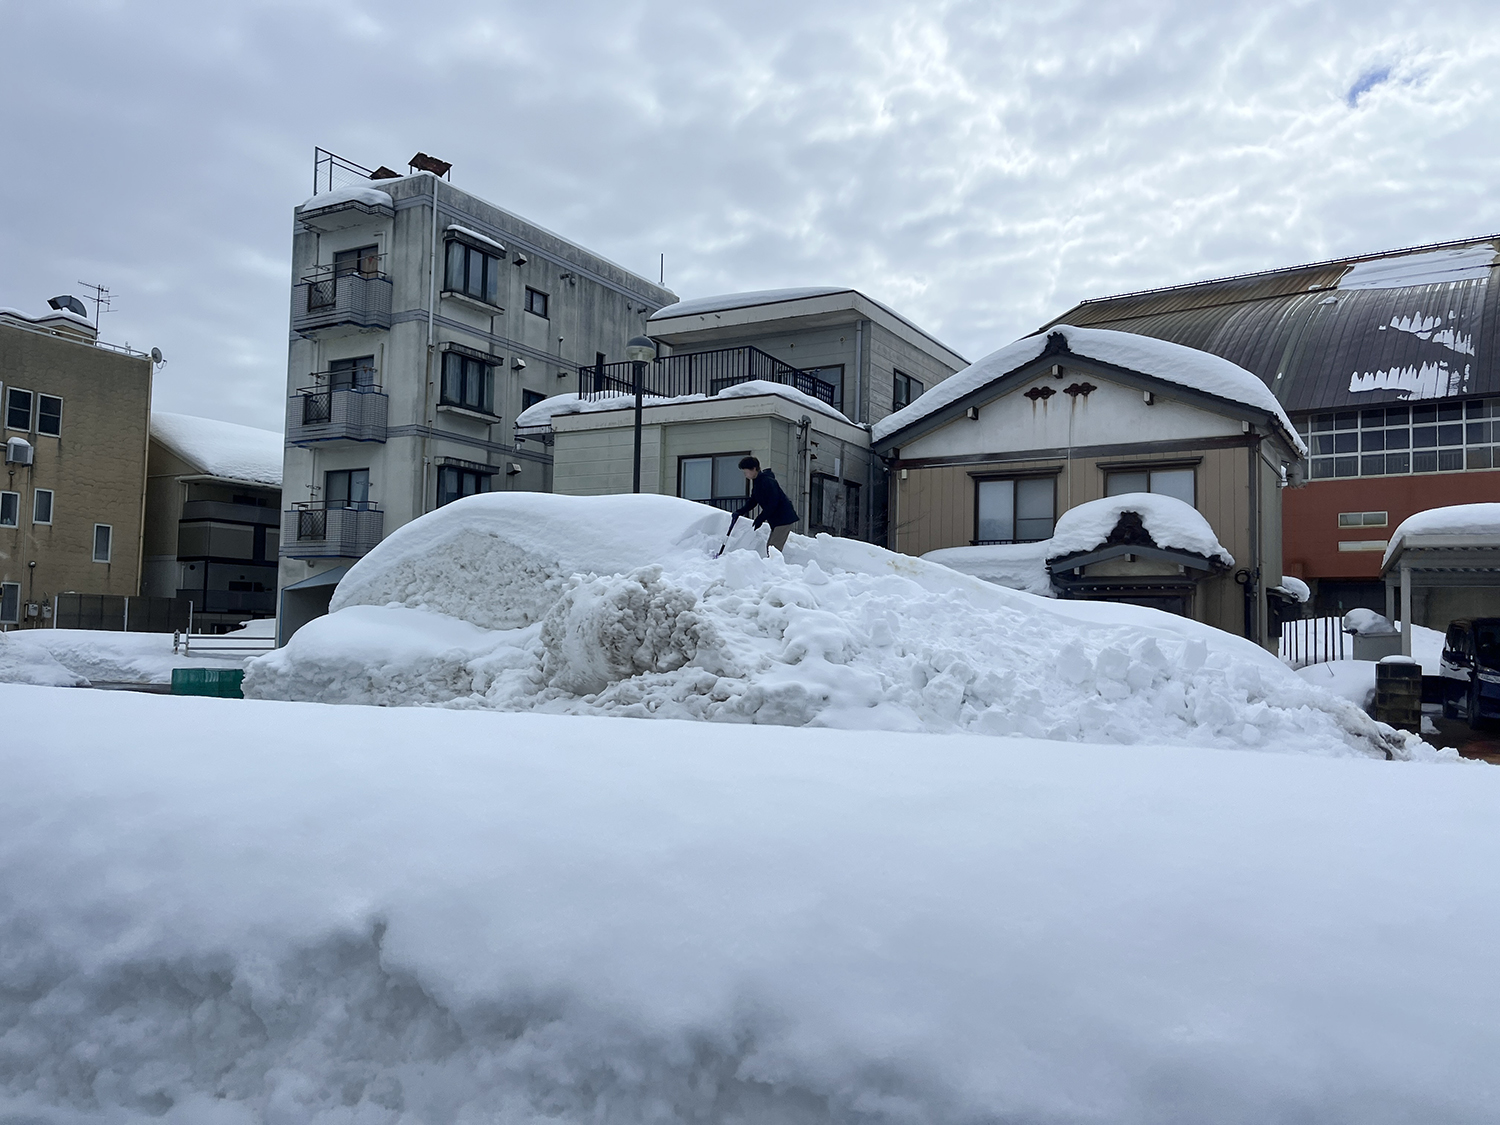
1247, 431, 1263, 643
853, 320, 864, 424
422, 173, 440, 516
799, 416, 812, 533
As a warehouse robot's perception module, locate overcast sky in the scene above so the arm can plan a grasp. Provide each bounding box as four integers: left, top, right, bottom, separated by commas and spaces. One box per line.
3, 0, 1499, 432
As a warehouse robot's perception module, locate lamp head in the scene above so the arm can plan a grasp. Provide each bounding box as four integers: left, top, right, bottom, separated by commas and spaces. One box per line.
625, 335, 657, 364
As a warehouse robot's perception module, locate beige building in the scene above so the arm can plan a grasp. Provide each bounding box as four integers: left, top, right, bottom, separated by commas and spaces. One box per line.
0, 307, 153, 628
872, 327, 1305, 647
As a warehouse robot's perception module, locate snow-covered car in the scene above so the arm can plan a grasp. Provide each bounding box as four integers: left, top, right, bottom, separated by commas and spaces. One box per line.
1439, 617, 1500, 727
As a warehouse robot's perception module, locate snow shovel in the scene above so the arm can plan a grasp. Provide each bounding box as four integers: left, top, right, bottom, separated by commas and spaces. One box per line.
714, 514, 740, 558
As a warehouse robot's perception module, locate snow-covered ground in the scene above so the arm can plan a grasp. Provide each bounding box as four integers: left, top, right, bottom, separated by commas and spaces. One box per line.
11, 627, 251, 685
0, 685, 1493, 1124
244, 493, 1437, 761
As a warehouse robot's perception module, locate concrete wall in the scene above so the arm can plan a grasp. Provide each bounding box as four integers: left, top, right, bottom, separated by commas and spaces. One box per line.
0, 323, 152, 625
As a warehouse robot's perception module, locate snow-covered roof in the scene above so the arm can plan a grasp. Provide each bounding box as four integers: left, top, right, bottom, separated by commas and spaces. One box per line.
922, 542, 1054, 597
1338, 245, 1497, 290
650, 288, 850, 320
1383, 503, 1500, 567
872, 324, 1306, 455
515, 381, 853, 429
297, 185, 394, 212
150, 412, 283, 487
1046, 493, 1234, 567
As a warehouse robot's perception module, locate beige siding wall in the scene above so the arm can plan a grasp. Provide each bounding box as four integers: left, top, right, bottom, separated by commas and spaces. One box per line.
0, 325, 152, 622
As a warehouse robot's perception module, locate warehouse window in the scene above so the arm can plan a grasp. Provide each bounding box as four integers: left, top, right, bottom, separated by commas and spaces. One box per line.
1337, 511, 1388, 528
1301, 400, 1500, 479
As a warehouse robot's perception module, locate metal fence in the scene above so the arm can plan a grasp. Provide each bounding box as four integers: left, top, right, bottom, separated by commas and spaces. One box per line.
578, 345, 838, 407
1279, 616, 1348, 669
53, 594, 191, 633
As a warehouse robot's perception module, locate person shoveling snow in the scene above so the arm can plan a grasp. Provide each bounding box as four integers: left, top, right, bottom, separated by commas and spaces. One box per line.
722, 456, 799, 556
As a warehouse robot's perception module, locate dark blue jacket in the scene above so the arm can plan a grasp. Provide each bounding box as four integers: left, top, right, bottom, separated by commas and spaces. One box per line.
736, 469, 799, 529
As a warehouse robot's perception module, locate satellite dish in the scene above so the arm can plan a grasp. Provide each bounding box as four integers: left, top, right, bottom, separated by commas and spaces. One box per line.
150, 347, 164, 365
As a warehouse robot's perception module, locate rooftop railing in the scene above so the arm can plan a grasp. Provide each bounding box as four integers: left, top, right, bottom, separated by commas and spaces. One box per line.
577, 345, 838, 408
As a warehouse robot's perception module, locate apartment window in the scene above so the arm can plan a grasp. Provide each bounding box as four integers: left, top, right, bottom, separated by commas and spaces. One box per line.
0, 492, 17, 527
525, 287, 549, 318
445, 239, 501, 305
328, 355, 377, 390
521, 389, 547, 412
893, 371, 923, 411
333, 244, 380, 278
36, 394, 62, 437
975, 476, 1055, 543
1338, 511, 1388, 528
5, 388, 31, 431
0, 582, 19, 625
32, 489, 52, 525
1299, 400, 1500, 479
679, 454, 751, 511
803, 365, 845, 411
325, 469, 371, 510
441, 351, 496, 415
93, 523, 112, 563
1105, 466, 1196, 506
810, 473, 860, 537
437, 466, 493, 508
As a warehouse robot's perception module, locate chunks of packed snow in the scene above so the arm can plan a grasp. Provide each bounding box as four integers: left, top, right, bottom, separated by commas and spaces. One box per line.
517, 380, 851, 429
297, 184, 394, 211
248, 494, 1438, 762
1274, 575, 1311, 603
923, 542, 1054, 597
1337, 244, 1496, 290
151, 411, 283, 486
1344, 608, 1398, 636
874, 324, 1306, 455
0, 687, 1494, 1124
1047, 492, 1234, 566
1385, 502, 1500, 564
0, 633, 87, 687
1295, 659, 1378, 710
445, 222, 506, 253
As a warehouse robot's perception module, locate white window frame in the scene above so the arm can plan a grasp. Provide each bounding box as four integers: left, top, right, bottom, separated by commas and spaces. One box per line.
0, 491, 18, 528
36, 393, 62, 437
32, 488, 53, 525
93, 523, 113, 563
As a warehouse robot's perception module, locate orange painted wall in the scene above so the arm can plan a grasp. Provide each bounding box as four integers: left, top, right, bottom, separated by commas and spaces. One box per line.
1284, 471, 1500, 580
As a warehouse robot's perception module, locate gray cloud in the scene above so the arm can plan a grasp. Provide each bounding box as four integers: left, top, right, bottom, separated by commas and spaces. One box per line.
3, 0, 1499, 430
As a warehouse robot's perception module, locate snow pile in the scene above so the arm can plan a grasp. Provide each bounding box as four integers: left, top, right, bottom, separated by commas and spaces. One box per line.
247, 494, 1437, 762
1344, 608, 1399, 636
297, 184, 394, 211
0, 688, 1494, 1124
0, 632, 87, 687
1047, 492, 1234, 565
1274, 575, 1311, 603
923, 541, 1053, 596
1295, 660, 1378, 710
16, 628, 246, 685
1338, 244, 1496, 290
1385, 502, 1500, 564
151, 411, 283, 486
517, 380, 851, 429
874, 324, 1306, 455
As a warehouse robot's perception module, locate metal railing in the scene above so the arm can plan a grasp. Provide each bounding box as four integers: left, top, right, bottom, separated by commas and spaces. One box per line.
1279, 616, 1349, 669
286, 380, 389, 445
180, 500, 279, 526
175, 589, 276, 615
577, 345, 838, 407
281, 501, 384, 560
292, 266, 392, 333
312, 147, 378, 195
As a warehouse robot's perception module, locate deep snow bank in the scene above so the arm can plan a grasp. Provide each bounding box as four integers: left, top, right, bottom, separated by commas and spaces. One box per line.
248, 494, 1436, 760
1, 686, 1496, 1125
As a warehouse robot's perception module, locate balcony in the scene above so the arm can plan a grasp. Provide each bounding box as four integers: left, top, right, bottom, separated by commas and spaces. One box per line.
577, 345, 839, 408
180, 500, 280, 526
291, 264, 392, 334
175, 588, 277, 615
286, 380, 389, 445
280, 501, 384, 560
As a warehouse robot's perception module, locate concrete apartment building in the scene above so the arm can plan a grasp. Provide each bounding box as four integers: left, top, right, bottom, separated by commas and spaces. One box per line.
0, 306, 153, 628
278, 153, 676, 637
520, 288, 967, 543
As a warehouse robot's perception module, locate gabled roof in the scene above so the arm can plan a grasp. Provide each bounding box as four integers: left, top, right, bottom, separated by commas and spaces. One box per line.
1042, 235, 1500, 413
872, 325, 1305, 455
151, 412, 283, 487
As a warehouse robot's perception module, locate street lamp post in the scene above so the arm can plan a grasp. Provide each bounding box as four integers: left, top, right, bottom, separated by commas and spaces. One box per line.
625, 335, 657, 493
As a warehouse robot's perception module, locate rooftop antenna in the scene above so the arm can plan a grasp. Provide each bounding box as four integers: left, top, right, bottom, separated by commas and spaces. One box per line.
76, 281, 112, 335
660, 253, 664, 286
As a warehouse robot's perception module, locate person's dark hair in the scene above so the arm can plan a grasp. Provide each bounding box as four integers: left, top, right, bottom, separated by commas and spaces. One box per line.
738, 456, 760, 471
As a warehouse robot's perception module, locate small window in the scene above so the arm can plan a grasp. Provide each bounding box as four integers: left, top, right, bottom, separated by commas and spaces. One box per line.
0, 582, 19, 625
975, 477, 1055, 543
93, 523, 112, 563
5, 388, 32, 431
32, 489, 52, 525
679, 454, 751, 509
0, 491, 17, 527
445, 240, 501, 305
1105, 467, 1196, 507
525, 287, 549, 318
437, 466, 493, 507
1337, 511, 1388, 528
333, 244, 380, 278
327, 356, 377, 390
324, 469, 371, 509
892, 371, 923, 410
521, 389, 547, 412
36, 394, 62, 437
441, 352, 496, 415
810, 473, 860, 537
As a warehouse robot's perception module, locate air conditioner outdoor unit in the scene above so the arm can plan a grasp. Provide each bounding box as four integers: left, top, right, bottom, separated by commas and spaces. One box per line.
5, 437, 33, 466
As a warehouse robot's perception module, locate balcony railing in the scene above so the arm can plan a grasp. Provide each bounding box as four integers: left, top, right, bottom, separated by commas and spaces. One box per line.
291, 265, 393, 333
175, 589, 277, 615
577, 345, 838, 408
180, 500, 280, 526
280, 501, 384, 560
286, 379, 389, 445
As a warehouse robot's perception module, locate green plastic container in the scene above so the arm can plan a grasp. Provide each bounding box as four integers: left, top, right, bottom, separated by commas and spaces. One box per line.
170, 668, 245, 698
